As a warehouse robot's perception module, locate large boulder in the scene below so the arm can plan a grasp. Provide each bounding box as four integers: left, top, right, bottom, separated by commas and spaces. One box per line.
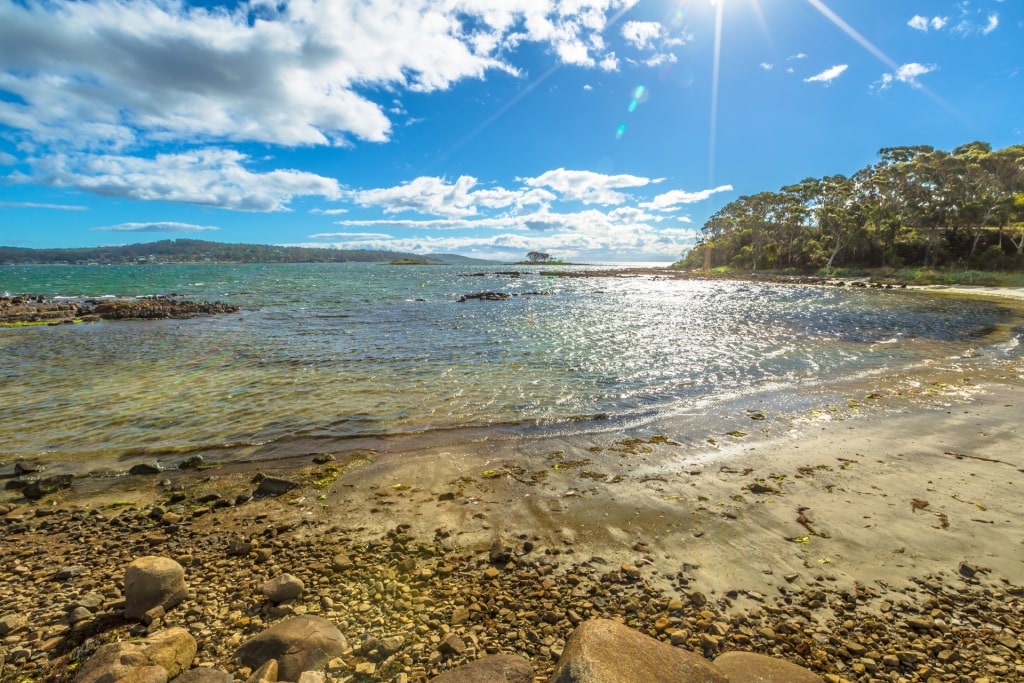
236, 615, 348, 682
124, 556, 189, 621
74, 627, 196, 683
430, 654, 534, 682
23, 474, 73, 500
713, 652, 824, 683
548, 619, 728, 683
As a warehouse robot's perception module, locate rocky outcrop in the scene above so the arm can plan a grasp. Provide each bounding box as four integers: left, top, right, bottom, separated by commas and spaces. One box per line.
0, 294, 239, 325
235, 615, 348, 681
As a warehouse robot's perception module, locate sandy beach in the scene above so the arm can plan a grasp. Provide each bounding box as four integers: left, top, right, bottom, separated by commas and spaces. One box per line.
1, 337, 1022, 681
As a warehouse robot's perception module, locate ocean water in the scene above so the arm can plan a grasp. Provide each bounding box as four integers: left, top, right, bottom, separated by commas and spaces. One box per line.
1, 263, 1021, 475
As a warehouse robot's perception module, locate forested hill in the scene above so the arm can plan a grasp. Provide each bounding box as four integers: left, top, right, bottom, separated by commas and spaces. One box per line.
0, 240, 432, 265
679, 141, 1024, 272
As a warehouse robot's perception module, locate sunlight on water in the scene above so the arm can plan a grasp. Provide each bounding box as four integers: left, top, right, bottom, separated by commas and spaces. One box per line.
1, 264, 1020, 471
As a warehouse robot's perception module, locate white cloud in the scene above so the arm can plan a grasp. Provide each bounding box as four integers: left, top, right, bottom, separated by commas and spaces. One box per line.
0, 201, 87, 211
895, 62, 937, 86
621, 21, 662, 50
788, 53, 807, 60
0, 151, 17, 165
520, 169, 661, 205
908, 15, 929, 31
303, 206, 700, 261
931, 16, 948, 30
804, 64, 848, 84
16, 148, 341, 211
346, 176, 554, 218
983, 13, 999, 34
0, 0, 638, 153
640, 185, 733, 211
91, 222, 219, 233
583, 84, 594, 91
760, 63, 774, 71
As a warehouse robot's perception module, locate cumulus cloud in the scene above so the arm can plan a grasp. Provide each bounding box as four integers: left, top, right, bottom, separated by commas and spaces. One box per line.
621, 21, 662, 50
520, 169, 661, 205
983, 13, 999, 34
91, 222, 219, 233
346, 176, 554, 218
0, 0, 638, 153
16, 148, 341, 211
640, 185, 733, 211
909, 15, 949, 31
804, 64, 848, 84
760, 63, 774, 71
872, 62, 937, 92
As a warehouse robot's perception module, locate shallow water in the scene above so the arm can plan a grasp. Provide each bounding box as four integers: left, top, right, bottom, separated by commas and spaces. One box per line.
1, 263, 1021, 474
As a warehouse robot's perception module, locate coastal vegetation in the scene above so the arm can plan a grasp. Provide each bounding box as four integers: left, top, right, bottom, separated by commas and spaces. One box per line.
676, 142, 1024, 275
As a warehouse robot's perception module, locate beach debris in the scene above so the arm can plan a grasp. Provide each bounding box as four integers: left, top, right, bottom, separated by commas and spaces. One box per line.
945, 450, 1021, 470
748, 411, 767, 420
726, 431, 748, 438
911, 498, 930, 512
747, 481, 777, 495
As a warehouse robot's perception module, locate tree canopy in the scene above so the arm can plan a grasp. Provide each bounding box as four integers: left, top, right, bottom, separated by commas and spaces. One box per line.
679, 142, 1024, 272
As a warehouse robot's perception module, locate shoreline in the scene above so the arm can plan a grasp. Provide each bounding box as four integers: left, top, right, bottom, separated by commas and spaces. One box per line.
2, 359, 1021, 681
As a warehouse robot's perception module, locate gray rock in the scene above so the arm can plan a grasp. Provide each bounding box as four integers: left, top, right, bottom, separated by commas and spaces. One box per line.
245, 659, 278, 683
23, 473, 74, 500
74, 627, 196, 683
548, 619, 728, 683
129, 463, 164, 475
174, 667, 234, 683
253, 476, 299, 497
236, 615, 347, 682
430, 654, 534, 682
124, 556, 189, 621
260, 573, 304, 603
713, 651, 824, 683
56, 565, 87, 581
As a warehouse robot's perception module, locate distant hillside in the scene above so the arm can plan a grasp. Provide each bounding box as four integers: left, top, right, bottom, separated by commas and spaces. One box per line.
422, 253, 501, 265
0, 239, 433, 265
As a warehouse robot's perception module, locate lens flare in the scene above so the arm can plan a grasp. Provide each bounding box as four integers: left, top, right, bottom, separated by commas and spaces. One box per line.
615, 123, 626, 140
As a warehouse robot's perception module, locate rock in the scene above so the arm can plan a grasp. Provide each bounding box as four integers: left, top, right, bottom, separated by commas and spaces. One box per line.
489, 538, 513, 564
68, 606, 94, 624
298, 672, 327, 683
437, 633, 467, 657
260, 573, 304, 603
14, 461, 42, 476
226, 534, 254, 557
548, 619, 728, 683
0, 613, 27, 636
173, 668, 234, 683
178, 455, 205, 469
245, 659, 278, 683
713, 651, 824, 682
430, 654, 534, 682
129, 463, 164, 476
235, 615, 348, 682
458, 291, 511, 302
115, 666, 168, 683
124, 556, 189, 621
253, 477, 300, 498
74, 627, 196, 683
23, 474, 74, 500
56, 565, 87, 581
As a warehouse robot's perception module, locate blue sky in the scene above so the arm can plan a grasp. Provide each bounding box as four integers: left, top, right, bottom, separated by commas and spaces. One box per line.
1, 0, 1021, 262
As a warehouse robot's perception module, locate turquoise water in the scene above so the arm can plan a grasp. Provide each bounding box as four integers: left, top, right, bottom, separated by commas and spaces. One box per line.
1, 263, 1021, 474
